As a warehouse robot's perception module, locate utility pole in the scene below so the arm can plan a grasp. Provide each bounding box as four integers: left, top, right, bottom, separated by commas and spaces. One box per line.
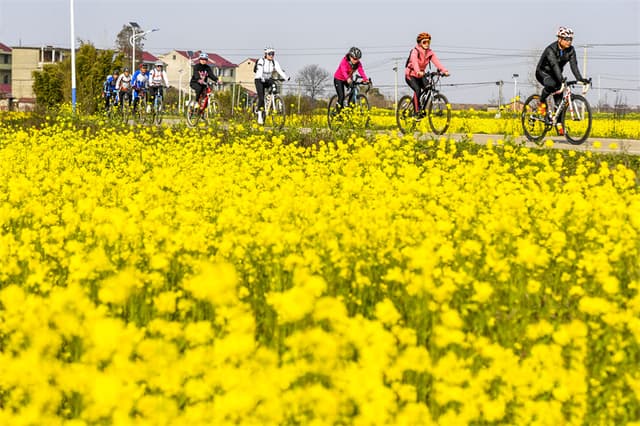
512, 73, 519, 111
69, 0, 76, 112
495, 80, 503, 118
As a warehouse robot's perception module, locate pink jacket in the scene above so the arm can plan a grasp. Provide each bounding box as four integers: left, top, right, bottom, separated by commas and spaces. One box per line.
334, 56, 368, 82
405, 44, 448, 79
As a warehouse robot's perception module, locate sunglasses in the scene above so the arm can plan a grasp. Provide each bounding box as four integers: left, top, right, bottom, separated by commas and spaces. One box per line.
561, 37, 573, 42
421, 40, 431, 44
267, 52, 275, 56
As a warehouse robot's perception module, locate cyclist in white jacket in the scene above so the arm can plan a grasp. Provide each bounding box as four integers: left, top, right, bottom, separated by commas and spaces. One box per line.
148, 61, 170, 109
254, 47, 289, 124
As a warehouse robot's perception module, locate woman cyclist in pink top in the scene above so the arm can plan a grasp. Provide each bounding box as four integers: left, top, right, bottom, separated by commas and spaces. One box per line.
405, 32, 449, 114
333, 46, 370, 110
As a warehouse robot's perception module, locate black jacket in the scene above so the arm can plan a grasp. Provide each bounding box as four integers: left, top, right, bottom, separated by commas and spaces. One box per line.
190, 63, 218, 85
536, 41, 584, 82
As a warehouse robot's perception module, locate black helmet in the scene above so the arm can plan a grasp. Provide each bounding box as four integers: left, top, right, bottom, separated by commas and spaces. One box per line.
348, 46, 362, 59
113, 69, 120, 74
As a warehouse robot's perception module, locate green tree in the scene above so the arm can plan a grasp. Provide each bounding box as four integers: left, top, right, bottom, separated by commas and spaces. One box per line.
32, 41, 122, 113
32, 64, 64, 109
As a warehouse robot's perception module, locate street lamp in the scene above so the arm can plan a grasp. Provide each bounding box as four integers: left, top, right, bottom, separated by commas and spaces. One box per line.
69, 0, 76, 112
512, 73, 519, 111
178, 69, 184, 114
129, 22, 158, 71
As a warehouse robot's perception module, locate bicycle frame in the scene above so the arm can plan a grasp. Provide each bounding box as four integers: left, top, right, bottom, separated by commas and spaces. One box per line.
417, 72, 442, 112
548, 81, 590, 125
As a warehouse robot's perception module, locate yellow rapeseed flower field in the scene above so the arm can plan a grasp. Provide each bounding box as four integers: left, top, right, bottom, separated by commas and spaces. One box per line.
0, 110, 639, 424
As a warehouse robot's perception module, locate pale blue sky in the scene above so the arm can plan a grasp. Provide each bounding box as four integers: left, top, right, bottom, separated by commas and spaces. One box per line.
1, 0, 639, 105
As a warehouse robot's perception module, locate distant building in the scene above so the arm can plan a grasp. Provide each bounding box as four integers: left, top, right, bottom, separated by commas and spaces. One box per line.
11, 45, 69, 103
0, 42, 12, 99
157, 49, 237, 99
236, 58, 258, 93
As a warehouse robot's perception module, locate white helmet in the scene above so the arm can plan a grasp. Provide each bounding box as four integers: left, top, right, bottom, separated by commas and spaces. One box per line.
557, 27, 574, 39
198, 52, 209, 60
264, 47, 275, 54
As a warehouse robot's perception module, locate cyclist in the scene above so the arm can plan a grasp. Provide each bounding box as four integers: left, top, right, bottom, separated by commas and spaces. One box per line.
333, 46, 370, 111
190, 52, 219, 111
536, 26, 590, 128
148, 60, 170, 110
405, 32, 449, 115
115, 67, 133, 106
102, 69, 119, 110
131, 63, 149, 113
254, 47, 290, 124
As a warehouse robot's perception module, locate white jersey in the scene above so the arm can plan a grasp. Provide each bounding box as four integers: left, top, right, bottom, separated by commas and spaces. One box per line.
115, 73, 132, 90
254, 57, 288, 81
149, 69, 169, 87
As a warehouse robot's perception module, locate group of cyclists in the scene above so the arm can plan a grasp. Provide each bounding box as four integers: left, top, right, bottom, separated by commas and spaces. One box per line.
103, 26, 589, 128
102, 60, 170, 116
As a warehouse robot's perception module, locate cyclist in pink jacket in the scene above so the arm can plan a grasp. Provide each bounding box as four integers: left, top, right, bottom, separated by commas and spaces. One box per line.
333, 46, 370, 110
405, 32, 449, 114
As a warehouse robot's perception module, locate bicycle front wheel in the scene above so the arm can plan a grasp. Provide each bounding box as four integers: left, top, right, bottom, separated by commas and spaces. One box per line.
562, 94, 592, 145
396, 95, 417, 134
185, 101, 201, 127
268, 95, 286, 129
427, 93, 451, 135
521, 94, 549, 144
153, 98, 164, 125
353, 95, 370, 129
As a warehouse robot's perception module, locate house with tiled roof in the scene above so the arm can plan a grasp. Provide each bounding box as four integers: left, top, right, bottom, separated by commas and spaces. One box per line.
157, 49, 237, 97
140, 51, 161, 69
0, 43, 12, 99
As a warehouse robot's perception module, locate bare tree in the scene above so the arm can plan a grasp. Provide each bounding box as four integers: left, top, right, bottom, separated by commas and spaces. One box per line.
296, 64, 330, 102
114, 24, 144, 69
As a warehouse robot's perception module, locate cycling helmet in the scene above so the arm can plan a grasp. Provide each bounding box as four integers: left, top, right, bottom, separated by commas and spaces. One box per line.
155, 60, 164, 67
264, 47, 275, 54
198, 52, 209, 60
417, 32, 432, 43
348, 46, 362, 59
113, 69, 120, 74
140, 63, 148, 68
123, 67, 129, 72
557, 27, 574, 38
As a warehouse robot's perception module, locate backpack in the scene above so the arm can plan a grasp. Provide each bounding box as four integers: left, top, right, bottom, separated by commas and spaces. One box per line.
405, 48, 417, 68
253, 58, 261, 73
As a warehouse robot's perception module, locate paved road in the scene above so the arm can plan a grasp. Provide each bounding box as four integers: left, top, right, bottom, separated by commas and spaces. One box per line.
440, 133, 640, 155
162, 118, 640, 155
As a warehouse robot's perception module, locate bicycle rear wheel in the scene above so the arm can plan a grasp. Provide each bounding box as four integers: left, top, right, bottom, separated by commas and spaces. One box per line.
427, 93, 451, 135
396, 95, 417, 134
562, 94, 592, 145
327, 95, 343, 130
521, 94, 549, 144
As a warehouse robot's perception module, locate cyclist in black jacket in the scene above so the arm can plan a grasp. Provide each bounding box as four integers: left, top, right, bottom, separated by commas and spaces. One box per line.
190, 52, 219, 109
536, 27, 589, 116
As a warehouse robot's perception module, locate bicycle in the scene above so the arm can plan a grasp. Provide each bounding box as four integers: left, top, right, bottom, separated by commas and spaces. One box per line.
105, 90, 120, 122
396, 71, 451, 135
148, 86, 167, 125
118, 89, 133, 124
132, 88, 149, 125
327, 76, 371, 130
186, 81, 219, 128
252, 78, 286, 129
521, 78, 592, 145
